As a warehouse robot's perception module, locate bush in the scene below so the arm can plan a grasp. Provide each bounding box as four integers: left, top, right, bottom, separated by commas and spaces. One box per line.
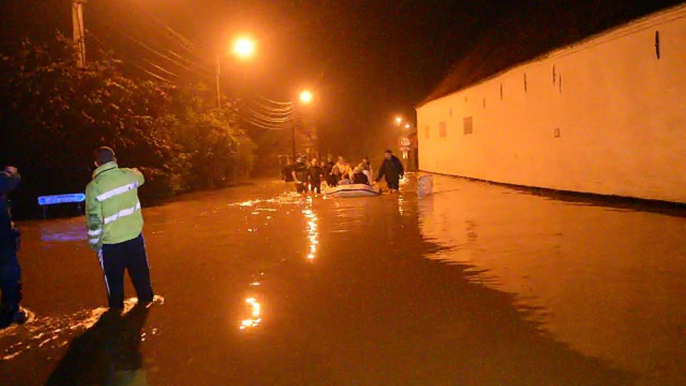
0, 35, 255, 218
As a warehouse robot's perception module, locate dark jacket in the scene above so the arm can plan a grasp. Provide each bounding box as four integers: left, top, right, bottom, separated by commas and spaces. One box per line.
352, 172, 370, 185
323, 161, 335, 175
291, 161, 309, 183
0, 172, 21, 260
308, 165, 323, 183
281, 164, 294, 182
376, 155, 404, 182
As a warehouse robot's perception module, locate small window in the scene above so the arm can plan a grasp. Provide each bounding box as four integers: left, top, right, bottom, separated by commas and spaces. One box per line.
425, 125, 430, 139
439, 122, 447, 138
463, 117, 473, 135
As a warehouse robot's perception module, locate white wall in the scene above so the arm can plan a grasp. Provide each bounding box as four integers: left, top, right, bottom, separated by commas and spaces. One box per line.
417, 5, 686, 203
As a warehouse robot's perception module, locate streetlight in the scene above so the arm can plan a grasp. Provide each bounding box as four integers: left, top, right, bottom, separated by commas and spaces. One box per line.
395, 116, 403, 126
216, 36, 257, 107
299, 90, 314, 105
233, 37, 256, 59
292, 90, 314, 159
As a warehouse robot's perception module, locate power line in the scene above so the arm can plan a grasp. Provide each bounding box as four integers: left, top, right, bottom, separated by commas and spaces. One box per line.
241, 119, 290, 131
245, 96, 295, 114
243, 105, 293, 124
141, 58, 180, 78
98, 23, 212, 81
87, 1, 213, 82
245, 103, 294, 117
130, 61, 175, 83
130, 2, 208, 65
253, 94, 294, 106
88, 30, 180, 83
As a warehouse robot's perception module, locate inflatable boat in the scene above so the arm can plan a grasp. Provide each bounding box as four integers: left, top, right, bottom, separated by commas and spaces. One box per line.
323, 184, 381, 198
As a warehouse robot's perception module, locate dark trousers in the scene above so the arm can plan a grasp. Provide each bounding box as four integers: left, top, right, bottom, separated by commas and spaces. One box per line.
386, 176, 400, 190
295, 182, 308, 194
0, 254, 21, 313
310, 181, 321, 194
100, 234, 153, 309
327, 175, 339, 187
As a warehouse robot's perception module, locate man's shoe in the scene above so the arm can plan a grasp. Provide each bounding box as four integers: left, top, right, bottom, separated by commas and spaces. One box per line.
12, 310, 27, 325
1, 309, 27, 327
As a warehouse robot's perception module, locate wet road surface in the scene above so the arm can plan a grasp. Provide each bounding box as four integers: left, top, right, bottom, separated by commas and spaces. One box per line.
1, 176, 684, 385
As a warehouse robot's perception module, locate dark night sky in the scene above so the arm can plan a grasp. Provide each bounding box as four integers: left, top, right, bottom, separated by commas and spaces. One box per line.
2, 0, 683, 156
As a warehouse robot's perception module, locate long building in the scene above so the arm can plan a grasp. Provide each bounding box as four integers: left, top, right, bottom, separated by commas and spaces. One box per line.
417, 4, 686, 203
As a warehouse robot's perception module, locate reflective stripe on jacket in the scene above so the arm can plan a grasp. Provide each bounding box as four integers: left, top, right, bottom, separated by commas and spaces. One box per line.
85, 162, 145, 250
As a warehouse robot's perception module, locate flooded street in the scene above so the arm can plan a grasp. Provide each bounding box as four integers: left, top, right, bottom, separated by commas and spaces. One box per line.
1, 176, 685, 385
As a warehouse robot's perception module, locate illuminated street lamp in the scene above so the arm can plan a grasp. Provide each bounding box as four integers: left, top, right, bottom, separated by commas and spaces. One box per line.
299, 90, 314, 104
404, 123, 411, 129
233, 37, 256, 59
395, 116, 403, 126
292, 90, 315, 159
216, 36, 257, 107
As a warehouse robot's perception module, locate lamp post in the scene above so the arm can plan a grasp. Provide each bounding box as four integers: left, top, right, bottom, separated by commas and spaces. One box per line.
394, 116, 417, 171
216, 37, 256, 108
292, 90, 314, 160
72, 0, 87, 67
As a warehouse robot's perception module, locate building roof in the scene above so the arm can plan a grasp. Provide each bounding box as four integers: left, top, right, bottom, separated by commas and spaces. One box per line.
419, 0, 685, 107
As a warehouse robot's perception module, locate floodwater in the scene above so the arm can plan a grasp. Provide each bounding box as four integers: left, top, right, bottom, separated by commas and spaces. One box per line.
1, 175, 684, 385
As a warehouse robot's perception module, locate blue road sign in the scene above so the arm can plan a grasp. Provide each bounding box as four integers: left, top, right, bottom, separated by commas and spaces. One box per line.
38, 193, 86, 206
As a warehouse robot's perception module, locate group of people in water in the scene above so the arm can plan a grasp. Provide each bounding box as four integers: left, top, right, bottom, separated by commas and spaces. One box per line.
284, 149, 405, 194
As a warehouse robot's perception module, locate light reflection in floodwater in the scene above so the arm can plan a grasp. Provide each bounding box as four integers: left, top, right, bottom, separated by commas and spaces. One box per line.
1, 296, 164, 361
239, 296, 263, 331
419, 174, 686, 384
33, 219, 87, 243
302, 200, 319, 261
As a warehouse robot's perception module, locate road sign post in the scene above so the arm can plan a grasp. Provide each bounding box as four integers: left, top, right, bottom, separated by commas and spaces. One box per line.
398, 136, 412, 171
37, 193, 86, 219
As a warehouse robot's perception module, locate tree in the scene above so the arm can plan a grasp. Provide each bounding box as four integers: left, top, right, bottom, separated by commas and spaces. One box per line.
0, 34, 255, 217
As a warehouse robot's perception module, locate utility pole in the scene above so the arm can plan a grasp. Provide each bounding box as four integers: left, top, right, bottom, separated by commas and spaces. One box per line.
72, 0, 87, 67
291, 116, 297, 161
215, 55, 222, 108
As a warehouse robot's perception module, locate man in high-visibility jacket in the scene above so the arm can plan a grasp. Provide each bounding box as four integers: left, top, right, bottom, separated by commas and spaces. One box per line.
86, 147, 153, 310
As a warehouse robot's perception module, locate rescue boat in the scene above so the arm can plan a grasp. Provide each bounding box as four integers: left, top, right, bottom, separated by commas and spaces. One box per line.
323, 184, 381, 198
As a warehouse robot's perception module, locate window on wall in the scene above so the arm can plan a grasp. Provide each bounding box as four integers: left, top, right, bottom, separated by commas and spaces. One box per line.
463, 117, 473, 135
438, 122, 447, 138
425, 125, 430, 139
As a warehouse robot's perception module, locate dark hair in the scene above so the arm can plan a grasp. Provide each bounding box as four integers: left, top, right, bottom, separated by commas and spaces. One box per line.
94, 146, 116, 165
384, 149, 392, 154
